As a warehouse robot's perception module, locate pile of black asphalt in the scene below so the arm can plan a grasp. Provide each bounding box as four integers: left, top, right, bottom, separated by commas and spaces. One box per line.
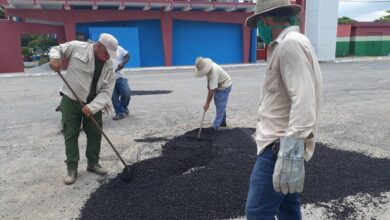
80, 128, 390, 220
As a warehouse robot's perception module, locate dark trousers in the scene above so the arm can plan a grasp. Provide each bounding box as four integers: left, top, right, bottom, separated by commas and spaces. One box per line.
60, 95, 102, 169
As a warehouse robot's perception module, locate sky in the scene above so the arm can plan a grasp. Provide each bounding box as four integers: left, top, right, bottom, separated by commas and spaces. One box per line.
338, 0, 390, 21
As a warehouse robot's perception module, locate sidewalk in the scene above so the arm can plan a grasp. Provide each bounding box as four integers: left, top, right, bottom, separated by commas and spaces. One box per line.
334, 56, 390, 63
0, 56, 388, 77
0, 63, 267, 78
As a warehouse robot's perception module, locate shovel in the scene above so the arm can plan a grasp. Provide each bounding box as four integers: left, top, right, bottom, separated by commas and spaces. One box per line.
187, 110, 211, 141
55, 71, 133, 182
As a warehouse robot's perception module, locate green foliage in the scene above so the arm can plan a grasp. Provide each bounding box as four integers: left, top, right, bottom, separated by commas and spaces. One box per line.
27, 35, 57, 55
338, 16, 356, 24
21, 35, 34, 47
376, 10, 390, 22
39, 57, 49, 65
22, 47, 33, 58
0, 7, 5, 19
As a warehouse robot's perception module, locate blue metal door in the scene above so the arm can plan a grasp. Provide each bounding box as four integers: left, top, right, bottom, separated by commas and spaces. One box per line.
89, 27, 141, 67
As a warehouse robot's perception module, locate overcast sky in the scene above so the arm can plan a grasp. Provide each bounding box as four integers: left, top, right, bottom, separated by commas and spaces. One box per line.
338, 0, 390, 21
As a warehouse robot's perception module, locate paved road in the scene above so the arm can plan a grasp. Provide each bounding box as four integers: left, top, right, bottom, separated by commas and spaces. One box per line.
0, 61, 389, 219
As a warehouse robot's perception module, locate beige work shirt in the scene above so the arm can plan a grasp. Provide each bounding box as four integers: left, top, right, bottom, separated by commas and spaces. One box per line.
254, 26, 323, 161
49, 41, 115, 114
207, 63, 232, 90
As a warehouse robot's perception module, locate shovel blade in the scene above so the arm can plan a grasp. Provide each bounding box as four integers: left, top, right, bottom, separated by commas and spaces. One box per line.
120, 165, 135, 183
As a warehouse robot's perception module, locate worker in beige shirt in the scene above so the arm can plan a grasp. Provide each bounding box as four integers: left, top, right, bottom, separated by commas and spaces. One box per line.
244, 0, 323, 219
195, 57, 232, 129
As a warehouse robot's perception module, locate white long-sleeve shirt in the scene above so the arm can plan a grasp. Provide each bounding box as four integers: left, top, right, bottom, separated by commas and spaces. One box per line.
49, 41, 115, 114
254, 26, 323, 161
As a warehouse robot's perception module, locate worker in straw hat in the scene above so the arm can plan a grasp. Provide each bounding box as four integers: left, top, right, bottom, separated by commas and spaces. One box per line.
245, 0, 322, 219
49, 33, 119, 185
194, 57, 232, 129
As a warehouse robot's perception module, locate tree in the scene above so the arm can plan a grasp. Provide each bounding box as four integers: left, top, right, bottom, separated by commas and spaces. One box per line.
27, 35, 58, 55
0, 7, 5, 19
338, 16, 356, 24
376, 10, 390, 22
22, 47, 33, 61
21, 35, 34, 47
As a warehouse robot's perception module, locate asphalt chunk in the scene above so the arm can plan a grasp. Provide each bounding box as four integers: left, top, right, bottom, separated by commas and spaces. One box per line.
80, 128, 390, 220
131, 90, 172, 96
134, 137, 170, 143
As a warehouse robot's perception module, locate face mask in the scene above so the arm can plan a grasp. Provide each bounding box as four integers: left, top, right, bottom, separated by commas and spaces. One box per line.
257, 17, 297, 45
257, 20, 272, 45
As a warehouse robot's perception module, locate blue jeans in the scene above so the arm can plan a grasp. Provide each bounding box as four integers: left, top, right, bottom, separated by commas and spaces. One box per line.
111, 78, 131, 116
246, 146, 302, 220
213, 85, 231, 129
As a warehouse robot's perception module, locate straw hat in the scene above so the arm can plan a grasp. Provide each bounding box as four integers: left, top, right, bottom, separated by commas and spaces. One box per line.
194, 57, 213, 77
245, 0, 302, 28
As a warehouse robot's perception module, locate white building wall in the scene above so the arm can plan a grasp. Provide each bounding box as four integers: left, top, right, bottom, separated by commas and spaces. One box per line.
305, 0, 339, 61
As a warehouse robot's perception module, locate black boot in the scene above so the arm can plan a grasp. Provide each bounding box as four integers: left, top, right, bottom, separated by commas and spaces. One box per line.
220, 113, 227, 127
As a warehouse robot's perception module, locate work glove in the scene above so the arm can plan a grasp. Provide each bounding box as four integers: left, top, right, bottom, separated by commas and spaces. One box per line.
273, 137, 305, 195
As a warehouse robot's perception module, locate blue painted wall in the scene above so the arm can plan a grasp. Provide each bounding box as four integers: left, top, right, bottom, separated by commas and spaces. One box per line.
89, 27, 142, 67
76, 20, 164, 67
76, 19, 256, 67
172, 20, 243, 65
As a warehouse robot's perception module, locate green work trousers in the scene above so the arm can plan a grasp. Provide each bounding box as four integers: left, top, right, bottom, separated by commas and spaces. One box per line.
60, 95, 102, 169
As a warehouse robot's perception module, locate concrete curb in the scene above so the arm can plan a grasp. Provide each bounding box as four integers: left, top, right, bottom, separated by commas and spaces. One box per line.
0, 57, 388, 78
0, 71, 57, 78
0, 63, 266, 78
127, 63, 266, 73
334, 56, 390, 63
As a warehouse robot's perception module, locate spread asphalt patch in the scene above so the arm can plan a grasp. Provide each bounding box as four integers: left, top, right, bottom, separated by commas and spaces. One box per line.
134, 137, 170, 143
131, 90, 172, 96
80, 128, 390, 220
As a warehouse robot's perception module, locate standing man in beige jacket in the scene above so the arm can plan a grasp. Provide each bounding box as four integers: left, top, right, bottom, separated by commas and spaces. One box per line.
49, 33, 118, 185
244, 0, 322, 219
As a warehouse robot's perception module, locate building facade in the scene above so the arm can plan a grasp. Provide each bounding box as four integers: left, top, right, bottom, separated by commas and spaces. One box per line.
0, 0, 263, 73
337, 22, 390, 57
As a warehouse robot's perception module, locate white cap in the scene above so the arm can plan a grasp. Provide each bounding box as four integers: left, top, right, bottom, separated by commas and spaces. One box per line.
98, 33, 119, 58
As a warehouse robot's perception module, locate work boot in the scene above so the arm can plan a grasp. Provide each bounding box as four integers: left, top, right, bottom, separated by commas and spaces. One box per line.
212, 126, 228, 131
87, 164, 108, 175
220, 113, 227, 127
113, 114, 126, 120
64, 168, 78, 185
125, 108, 129, 115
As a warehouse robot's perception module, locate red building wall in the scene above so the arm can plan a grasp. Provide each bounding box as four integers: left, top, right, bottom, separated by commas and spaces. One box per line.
0, 21, 65, 73
1, 9, 252, 73
337, 24, 352, 38
0, 0, 306, 73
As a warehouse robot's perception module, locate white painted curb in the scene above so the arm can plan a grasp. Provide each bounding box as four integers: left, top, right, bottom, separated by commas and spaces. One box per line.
0, 63, 266, 78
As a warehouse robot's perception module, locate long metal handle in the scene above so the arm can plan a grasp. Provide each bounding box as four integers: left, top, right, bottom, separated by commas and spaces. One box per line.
56, 71, 128, 168
198, 110, 206, 138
